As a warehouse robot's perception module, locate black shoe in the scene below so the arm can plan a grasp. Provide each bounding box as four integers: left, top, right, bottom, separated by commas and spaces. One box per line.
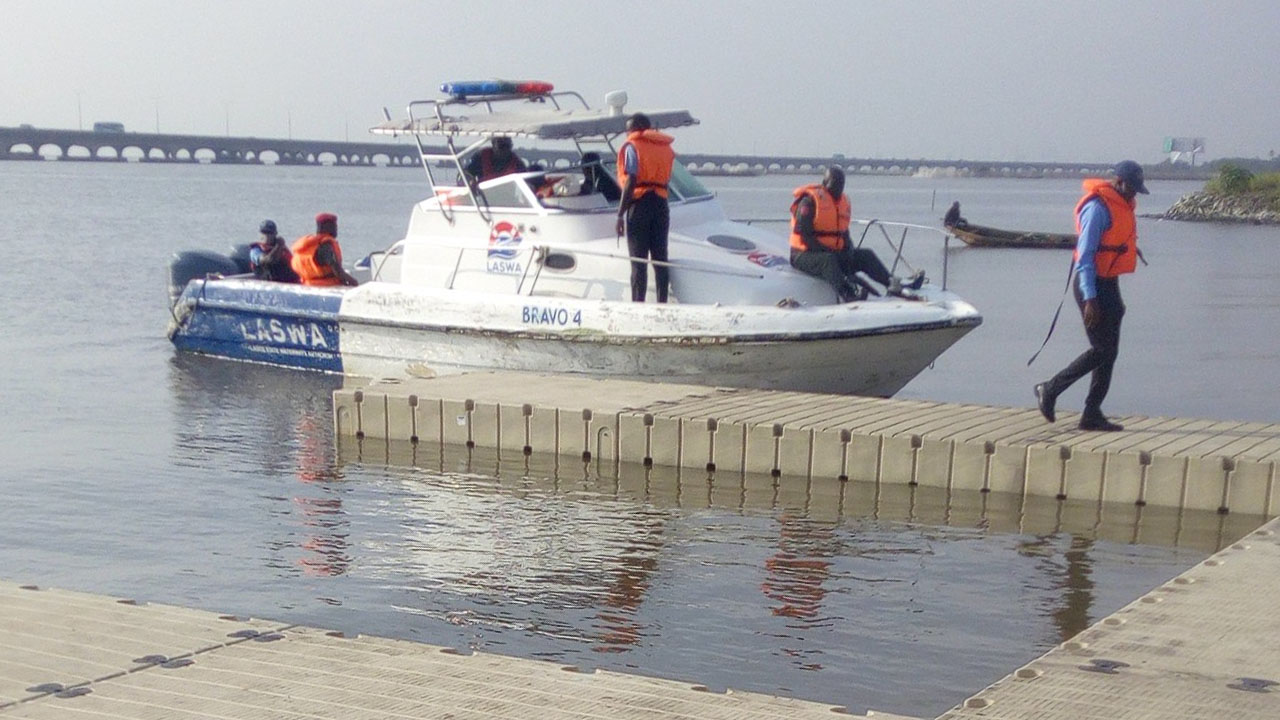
1078, 414, 1123, 432
1034, 383, 1056, 423
905, 270, 926, 291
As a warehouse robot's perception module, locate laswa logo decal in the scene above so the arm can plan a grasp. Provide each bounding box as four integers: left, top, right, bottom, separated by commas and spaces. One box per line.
487, 221, 524, 274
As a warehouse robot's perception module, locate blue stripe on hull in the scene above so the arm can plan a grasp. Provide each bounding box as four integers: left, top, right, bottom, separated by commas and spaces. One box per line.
170, 281, 343, 373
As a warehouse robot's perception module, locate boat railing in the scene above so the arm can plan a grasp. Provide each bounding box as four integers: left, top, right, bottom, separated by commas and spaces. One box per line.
731, 217, 954, 291
372, 239, 764, 297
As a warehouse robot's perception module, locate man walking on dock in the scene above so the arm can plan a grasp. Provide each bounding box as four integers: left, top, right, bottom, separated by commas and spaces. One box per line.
1035, 160, 1148, 432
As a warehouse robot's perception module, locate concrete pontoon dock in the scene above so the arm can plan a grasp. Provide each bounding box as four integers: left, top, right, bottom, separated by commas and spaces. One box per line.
334, 372, 1280, 516
937, 517, 1280, 719
0, 581, 881, 719
7, 374, 1277, 719
5, 519, 1277, 719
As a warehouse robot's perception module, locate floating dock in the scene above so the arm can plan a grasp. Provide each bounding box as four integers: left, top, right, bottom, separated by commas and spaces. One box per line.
0, 581, 894, 719
7, 374, 1275, 719
938, 517, 1280, 719
333, 372, 1280, 516
5, 520, 1276, 719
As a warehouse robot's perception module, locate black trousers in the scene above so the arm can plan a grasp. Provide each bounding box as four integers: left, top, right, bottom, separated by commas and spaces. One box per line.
1046, 277, 1125, 415
790, 246, 892, 300
625, 192, 670, 302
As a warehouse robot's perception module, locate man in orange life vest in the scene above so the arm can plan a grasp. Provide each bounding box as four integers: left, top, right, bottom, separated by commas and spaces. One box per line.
615, 113, 675, 303
464, 136, 527, 184
1035, 160, 1148, 432
790, 166, 922, 302
290, 213, 359, 288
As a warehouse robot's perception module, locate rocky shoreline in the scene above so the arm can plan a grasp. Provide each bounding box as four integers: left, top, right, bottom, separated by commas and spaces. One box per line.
1161, 191, 1280, 225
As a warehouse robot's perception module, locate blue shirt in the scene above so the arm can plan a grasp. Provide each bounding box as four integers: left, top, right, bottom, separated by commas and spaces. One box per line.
1074, 197, 1111, 301
248, 244, 269, 269
623, 143, 639, 175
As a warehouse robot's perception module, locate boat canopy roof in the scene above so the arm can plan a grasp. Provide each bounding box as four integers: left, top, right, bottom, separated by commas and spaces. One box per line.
370, 108, 698, 141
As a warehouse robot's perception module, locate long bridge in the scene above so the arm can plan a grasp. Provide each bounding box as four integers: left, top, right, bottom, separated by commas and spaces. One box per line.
0, 126, 421, 167
1, 125, 1199, 178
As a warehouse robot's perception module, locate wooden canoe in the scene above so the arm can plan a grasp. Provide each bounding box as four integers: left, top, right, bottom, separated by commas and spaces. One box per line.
946, 222, 1077, 249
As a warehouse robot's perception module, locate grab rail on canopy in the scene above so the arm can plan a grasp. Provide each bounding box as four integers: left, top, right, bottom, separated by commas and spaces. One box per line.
392, 91, 595, 224
731, 217, 953, 291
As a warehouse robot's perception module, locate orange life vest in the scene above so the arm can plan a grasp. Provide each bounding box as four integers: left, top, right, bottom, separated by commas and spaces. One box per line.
616, 130, 675, 199
290, 233, 344, 287
1074, 179, 1138, 277
478, 148, 521, 182
789, 184, 851, 252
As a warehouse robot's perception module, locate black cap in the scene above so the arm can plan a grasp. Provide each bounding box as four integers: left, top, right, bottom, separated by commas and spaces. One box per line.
1112, 160, 1149, 194
259, 219, 277, 234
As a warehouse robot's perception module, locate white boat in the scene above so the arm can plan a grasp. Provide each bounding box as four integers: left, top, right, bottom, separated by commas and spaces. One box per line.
168, 81, 981, 396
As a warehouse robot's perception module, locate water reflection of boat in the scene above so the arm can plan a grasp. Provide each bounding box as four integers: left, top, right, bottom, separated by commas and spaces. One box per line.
168, 354, 352, 578
167, 81, 981, 397
946, 221, 1077, 249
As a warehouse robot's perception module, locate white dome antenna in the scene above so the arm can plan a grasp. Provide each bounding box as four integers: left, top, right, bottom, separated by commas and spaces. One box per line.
604, 91, 628, 116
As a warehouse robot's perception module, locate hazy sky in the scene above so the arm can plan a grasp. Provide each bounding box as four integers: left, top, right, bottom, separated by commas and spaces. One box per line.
2, 0, 1277, 163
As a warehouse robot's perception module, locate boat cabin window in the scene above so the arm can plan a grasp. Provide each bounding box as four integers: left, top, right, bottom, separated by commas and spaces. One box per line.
707, 234, 756, 252
542, 252, 576, 271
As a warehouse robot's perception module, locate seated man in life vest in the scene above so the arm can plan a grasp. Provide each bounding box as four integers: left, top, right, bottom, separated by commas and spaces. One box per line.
463, 136, 527, 184
248, 219, 299, 283
789, 166, 924, 302
290, 213, 359, 287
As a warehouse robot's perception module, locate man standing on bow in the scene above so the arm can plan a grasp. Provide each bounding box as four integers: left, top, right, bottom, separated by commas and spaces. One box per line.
615, 113, 676, 303
1035, 160, 1148, 432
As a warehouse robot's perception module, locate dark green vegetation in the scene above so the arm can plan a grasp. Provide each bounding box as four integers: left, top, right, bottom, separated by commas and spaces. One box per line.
1205, 164, 1280, 211
1163, 163, 1280, 224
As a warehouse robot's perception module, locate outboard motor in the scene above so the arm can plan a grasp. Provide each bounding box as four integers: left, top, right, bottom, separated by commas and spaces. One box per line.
227, 243, 254, 274
168, 250, 241, 306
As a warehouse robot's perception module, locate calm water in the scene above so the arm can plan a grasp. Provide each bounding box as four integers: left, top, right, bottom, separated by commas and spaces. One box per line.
1, 161, 1276, 717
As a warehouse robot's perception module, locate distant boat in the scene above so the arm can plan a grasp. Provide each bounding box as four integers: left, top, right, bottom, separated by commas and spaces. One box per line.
946, 222, 1077, 249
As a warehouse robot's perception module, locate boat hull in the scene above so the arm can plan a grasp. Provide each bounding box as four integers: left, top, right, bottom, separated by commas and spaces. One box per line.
341, 318, 975, 397
169, 280, 345, 372
169, 279, 981, 397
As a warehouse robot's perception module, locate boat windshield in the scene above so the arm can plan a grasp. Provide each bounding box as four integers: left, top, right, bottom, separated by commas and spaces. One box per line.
595, 156, 711, 202
669, 160, 711, 200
